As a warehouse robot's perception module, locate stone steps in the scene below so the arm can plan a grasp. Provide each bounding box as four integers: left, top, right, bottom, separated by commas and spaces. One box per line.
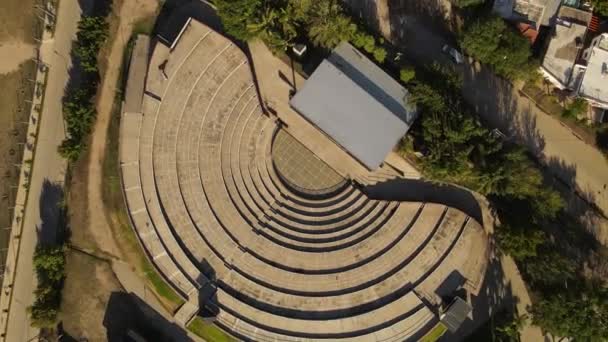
120, 19, 488, 341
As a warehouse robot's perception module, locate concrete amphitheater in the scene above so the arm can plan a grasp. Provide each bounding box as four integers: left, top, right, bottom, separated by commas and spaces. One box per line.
119, 18, 489, 341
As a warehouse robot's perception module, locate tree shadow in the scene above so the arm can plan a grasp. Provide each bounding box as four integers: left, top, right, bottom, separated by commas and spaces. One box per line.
342, 0, 380, 36
103, 291, 191, 341
362, 178, 483, 224
154, 0, 222, 45
36, 179, 67, 246
444, 255, 517, 340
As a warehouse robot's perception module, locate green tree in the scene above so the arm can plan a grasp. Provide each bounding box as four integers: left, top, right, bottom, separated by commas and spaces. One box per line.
590, 0, 608, 16
529, 188, 564, 221
562, 97, 588, 118
33, 245, 66, 282
530, 288, 608, 340
495, 314, 527, 342
399, 67, 416, 83
58, 137, 84, 162
480, 147, 543, 199
307, 0, 356, 48
73, 16, 108, 73
496, 227, 545, 260
29, 299, 60, 328
215, 0, 263, 41
372, 47, 387, 63
248, 6, 299, 51
461, 16, 536, 80
351, 31, 376, 53
522, 248, 577, 286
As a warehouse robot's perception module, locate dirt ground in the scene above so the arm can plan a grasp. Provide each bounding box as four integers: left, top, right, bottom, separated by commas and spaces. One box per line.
0, 0, 38, 268
61, 0, 159, 338
60, 250, 123, 341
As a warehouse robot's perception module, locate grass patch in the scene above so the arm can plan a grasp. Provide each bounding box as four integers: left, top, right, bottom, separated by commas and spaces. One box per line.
420, 322, 448, 342
187, 317, 236, 342
101, 32, 184, 310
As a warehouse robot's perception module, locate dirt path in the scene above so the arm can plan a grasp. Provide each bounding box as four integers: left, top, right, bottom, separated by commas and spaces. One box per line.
0, 41, 35, 74
86, 0, 157, 258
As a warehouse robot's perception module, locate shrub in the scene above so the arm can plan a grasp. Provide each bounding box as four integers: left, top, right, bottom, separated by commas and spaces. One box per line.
29, 245, 66, 328
399, 67, 416, 83
460, 16, 537, 80
562, 98, 588, 119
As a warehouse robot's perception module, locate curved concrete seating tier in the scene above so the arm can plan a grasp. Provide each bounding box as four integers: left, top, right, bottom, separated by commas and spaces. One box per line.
120, 19, 489, 341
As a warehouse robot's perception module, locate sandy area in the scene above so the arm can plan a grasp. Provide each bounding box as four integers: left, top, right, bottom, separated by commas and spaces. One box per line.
0, 41, 35, 75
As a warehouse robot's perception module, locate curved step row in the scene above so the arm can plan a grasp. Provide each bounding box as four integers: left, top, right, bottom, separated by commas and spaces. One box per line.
120, 19, 488, 341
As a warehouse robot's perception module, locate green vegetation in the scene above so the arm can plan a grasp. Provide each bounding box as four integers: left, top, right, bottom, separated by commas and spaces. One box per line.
401, 63, 608, 340
399, 67, 416, 83
58, 15, 109, 162
28, 245, 66, 327
73, 16, 109, 73
562, 97, 588, 119
591, 0, 608, 16
460, 16, 538, 80
419, 322, 448, 342
187, 317, 236, 342
494, 314, 528, 342
214, 0, 387, 62
530, 285, 608, 339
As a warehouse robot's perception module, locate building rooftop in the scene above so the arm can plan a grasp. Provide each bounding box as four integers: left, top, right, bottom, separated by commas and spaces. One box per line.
289, 42, 417, 170
540, 18, 587, 88
493, 0, 561, 27
578, 36, 608, 106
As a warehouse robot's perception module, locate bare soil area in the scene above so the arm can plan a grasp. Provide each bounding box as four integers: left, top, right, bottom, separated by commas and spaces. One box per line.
0, 0, 38, 267
0, 61, 37, 262
0, 0, 36, 43
60, 250, 123, 341
0, 41, 35, 75
61, 0, 159, 337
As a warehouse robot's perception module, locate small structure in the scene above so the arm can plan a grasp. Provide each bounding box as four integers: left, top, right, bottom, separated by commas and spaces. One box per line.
439, 297, 472, 333
290, 42, 417, 170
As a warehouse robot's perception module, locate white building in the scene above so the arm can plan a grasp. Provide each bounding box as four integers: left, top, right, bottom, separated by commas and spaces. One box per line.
575, 33, 608, 111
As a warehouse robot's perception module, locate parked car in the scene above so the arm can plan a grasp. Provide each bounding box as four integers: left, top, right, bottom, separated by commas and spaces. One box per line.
442, 44, 464, 64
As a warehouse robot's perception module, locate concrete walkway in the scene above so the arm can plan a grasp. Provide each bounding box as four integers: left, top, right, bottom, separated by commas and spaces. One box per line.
0, 0, 79, 339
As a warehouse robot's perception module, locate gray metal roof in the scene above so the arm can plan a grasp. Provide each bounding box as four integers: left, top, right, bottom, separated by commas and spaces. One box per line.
440, 297, 472, 333
289, 42, 417, 170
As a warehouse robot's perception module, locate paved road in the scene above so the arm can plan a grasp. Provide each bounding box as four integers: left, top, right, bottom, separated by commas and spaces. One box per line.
2, 0, 79, 339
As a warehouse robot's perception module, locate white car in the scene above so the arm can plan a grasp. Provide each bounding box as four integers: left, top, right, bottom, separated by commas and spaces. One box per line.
442, 44, 464, 64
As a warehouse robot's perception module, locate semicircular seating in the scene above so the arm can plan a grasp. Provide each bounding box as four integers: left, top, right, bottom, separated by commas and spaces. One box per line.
119, 19, 489, 341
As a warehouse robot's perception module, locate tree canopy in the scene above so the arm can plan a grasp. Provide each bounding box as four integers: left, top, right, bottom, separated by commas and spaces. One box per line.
215, 0, 263, 41
530, 287, 608, 340
591, 0, 608, 16
460, 16, 537, 80
214, 0, 388, 62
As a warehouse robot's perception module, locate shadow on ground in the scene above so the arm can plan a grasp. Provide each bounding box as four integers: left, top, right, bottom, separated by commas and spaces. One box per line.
362, 178, 483, 224
103, 291, 190, 341
154, 0, 222, 45
36, 179, 65, 245
445, 256, 516, 341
